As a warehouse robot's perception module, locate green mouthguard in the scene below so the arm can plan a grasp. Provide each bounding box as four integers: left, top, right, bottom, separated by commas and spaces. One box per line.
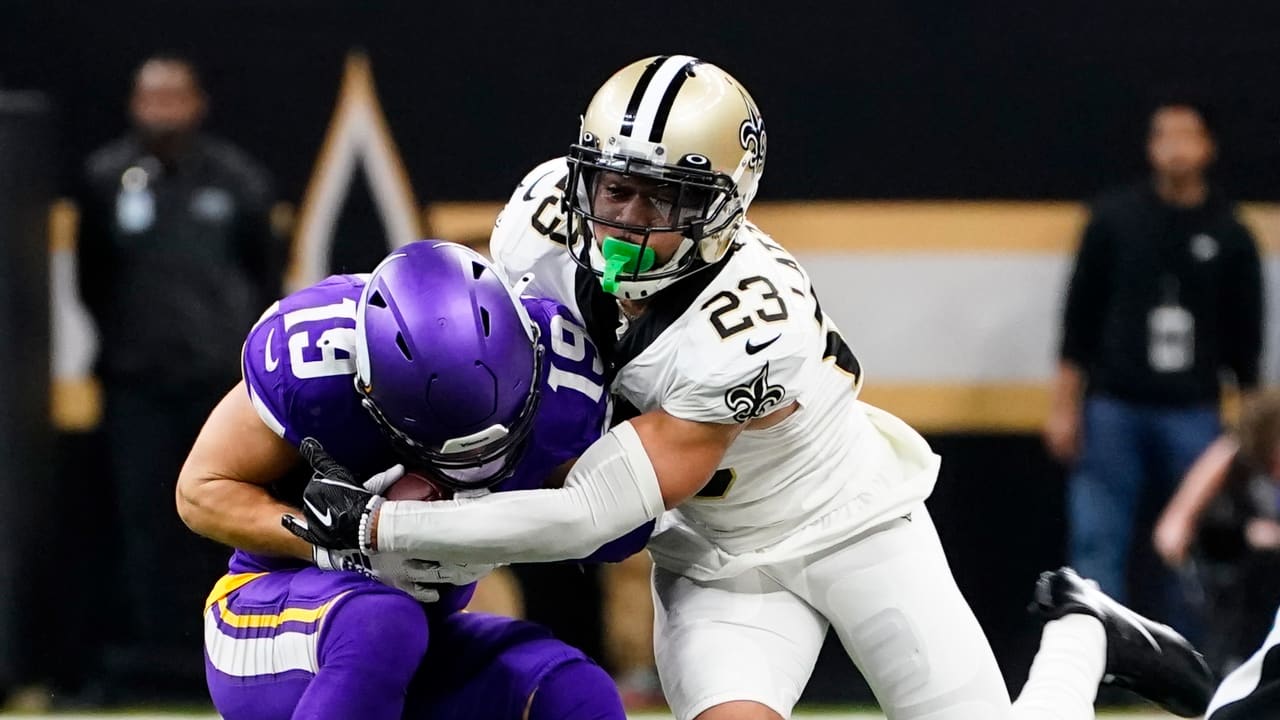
600, 236, 656, 294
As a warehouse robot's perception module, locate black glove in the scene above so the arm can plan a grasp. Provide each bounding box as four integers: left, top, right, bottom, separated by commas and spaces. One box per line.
282, 437, 403, 552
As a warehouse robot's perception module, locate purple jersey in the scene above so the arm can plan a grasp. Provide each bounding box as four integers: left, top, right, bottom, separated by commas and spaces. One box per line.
230, 274, 611, 597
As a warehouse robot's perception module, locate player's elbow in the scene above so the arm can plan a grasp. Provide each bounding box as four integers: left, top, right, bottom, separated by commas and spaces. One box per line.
174, 475, 199, 531
174, 467, 212, 536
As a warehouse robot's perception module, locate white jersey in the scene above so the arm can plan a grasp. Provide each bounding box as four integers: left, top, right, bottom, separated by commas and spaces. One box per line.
491, 158, 940, 580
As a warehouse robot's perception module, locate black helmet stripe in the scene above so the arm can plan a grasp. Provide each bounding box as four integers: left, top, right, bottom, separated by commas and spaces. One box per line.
648, 59, 700, 142
620, 56, 668, 138
620, 55, 700, 142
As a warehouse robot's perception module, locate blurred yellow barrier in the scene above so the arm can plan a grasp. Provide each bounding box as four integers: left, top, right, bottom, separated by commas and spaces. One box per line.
51, 199, 1279, 434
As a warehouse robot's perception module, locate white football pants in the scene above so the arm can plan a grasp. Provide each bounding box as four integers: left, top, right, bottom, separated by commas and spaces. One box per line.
653, 505, 1105, 720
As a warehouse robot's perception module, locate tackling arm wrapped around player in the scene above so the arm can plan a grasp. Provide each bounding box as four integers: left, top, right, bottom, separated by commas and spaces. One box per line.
367, 408, 745, 563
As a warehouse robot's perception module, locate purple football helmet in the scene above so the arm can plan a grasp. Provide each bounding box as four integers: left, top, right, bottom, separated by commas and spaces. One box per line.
354, 240, 543, 491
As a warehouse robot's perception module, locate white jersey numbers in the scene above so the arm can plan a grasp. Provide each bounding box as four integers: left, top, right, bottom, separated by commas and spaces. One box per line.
282, 299, 359, 380
546, 314, 606, 402
289, 327, 358, 380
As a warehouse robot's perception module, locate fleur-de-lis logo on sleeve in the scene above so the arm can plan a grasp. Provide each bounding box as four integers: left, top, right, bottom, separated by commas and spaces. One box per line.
724, 364, 786, 423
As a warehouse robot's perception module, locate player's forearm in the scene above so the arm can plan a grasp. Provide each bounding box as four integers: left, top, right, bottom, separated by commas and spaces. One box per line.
576, 520, 655, 563
177, 474, 312, 561
376, 488, 636, 562
1050, 361, 1085, 412
1160, 435, 1239, 526
375, 422, 664, 563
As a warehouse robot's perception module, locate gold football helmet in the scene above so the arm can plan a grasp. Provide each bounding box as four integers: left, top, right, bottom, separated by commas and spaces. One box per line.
565, 55, 766, 299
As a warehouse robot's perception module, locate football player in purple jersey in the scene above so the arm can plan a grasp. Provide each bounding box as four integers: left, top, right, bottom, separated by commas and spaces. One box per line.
177, 240, 648, 720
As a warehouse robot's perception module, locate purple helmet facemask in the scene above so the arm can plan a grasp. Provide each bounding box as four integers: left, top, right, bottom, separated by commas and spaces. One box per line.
354, 241, 543, 491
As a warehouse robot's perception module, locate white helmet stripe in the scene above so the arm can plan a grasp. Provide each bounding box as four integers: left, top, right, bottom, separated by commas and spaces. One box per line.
626, 55, 698, 145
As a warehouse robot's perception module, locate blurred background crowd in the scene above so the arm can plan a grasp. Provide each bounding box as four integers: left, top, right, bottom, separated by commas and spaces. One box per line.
1, 0, 1279, 713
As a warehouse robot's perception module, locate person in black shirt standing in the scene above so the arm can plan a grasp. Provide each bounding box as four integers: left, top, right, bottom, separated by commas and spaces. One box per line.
1044, 97, 1263, 643
74, 54, 285, 700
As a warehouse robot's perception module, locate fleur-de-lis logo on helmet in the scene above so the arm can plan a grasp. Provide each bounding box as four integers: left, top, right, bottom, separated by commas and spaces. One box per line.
739, 93, 766, 171
724, 364, 786, 423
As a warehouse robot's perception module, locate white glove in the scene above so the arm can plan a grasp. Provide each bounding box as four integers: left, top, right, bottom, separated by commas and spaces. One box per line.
313, 546, 373, 574
369, 552, 448, 603
397, 558, 503, 586
382, 489, 502, 588
312, 547, 441, 603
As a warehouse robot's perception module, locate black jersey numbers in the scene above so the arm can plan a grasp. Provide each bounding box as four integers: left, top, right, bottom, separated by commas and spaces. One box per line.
529, 175, 570, 245
809, 285, 861, 379
742, 276, 788, 322
703, 291, 752, 338
702, 276, 790, 340
824, 328, 861, 379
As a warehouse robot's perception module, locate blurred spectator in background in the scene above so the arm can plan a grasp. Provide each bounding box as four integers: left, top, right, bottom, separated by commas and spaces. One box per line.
600, 555, 663, 709
73, 54, 285, 701
1044, 95, 1264, 642
1153, 389, 1280, 674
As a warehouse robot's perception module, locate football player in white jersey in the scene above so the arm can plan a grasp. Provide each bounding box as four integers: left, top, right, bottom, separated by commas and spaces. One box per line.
296, 56, 1214, 720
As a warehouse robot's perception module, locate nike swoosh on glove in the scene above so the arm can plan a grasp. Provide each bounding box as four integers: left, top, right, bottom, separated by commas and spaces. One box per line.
282, 437, 403, 552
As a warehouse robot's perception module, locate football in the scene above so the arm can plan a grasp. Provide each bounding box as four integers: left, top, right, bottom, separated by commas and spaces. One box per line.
386, 470, 453, 502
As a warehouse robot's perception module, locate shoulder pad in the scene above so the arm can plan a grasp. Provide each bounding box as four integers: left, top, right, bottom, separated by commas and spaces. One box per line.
662, 238, 822, 424
490, 158, 572, 281
241, 276, 365, 443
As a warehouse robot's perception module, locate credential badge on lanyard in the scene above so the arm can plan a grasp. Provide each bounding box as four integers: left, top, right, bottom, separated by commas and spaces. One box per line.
1148, 276, 1194, 373
115, 164, 155, 234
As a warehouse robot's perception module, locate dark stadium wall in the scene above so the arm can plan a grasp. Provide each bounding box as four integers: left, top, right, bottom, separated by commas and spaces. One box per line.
5, 0, 1278, 702
0, 92, 56, 693
3, 0, 1279, 204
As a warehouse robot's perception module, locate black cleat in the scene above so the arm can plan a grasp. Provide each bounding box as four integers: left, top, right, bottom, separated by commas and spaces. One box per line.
1030, 567, 1215, 718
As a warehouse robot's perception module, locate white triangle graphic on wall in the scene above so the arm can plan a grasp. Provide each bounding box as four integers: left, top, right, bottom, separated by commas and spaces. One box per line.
290, 52, 422, 290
